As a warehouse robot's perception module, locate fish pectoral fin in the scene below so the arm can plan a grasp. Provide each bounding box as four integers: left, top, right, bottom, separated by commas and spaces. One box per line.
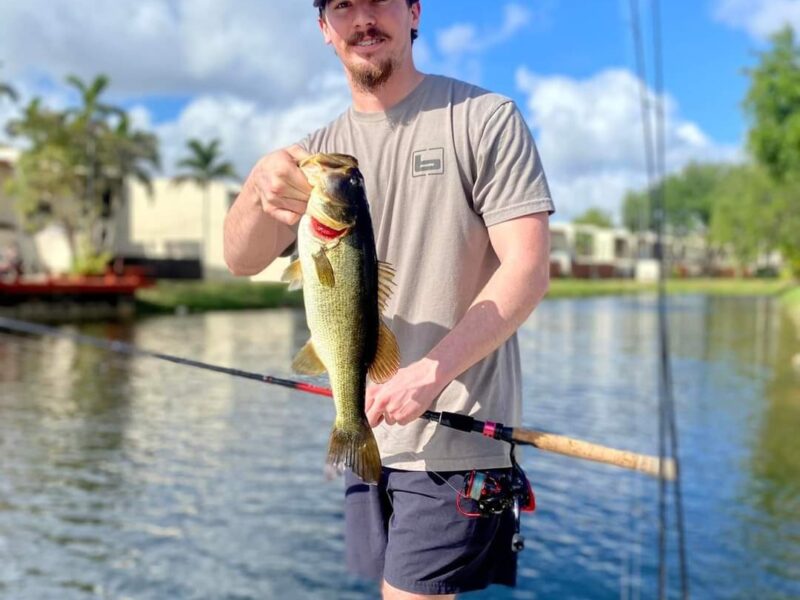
377, 260, 396, 314
291, 339, 327, 375
368, 320, 400, 384
280, 258, 303, 291
313, 248, 335, 287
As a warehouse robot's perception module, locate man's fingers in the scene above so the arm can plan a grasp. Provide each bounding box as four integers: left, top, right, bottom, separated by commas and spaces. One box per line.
284, 145, 313, 194
396, 411, 416, 426
367, 410, 382, 428
366, 400, 385, 427
286, 144, 310, 163
365, 385, 380, 411
366, 395, 388, 427
269, 196, 308, 214
284, 175, 312, 196
267, 207, 302, 227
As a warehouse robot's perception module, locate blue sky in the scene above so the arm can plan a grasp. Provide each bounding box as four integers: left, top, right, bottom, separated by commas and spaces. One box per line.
0, 0, 794, 220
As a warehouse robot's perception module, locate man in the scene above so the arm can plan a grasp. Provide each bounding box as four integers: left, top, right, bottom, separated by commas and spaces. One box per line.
223, 0, 553, 597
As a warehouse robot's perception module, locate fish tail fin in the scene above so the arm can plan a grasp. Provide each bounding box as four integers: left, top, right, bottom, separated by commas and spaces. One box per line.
326, 420, 381, 484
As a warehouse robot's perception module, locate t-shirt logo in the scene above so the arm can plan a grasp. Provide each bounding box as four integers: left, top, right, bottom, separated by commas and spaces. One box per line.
412, 148, 444, 177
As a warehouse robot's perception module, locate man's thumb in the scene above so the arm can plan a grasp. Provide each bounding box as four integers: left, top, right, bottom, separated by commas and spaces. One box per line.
286, 144, 310, 164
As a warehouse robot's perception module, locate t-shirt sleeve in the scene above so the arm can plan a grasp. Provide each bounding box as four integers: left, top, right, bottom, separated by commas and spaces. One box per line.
472, 101, 554, 226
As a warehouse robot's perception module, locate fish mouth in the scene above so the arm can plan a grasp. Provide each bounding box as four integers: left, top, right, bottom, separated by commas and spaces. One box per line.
299, 153, 359, 187
300, 154, 360, 237
309, 214, 349, 241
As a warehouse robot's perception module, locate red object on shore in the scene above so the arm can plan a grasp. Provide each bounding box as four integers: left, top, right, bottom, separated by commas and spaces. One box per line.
0, 270, 154, 298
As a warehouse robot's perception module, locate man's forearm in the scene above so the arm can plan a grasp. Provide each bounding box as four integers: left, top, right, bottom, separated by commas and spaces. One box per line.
223, 179, 295, 276
426, 257, 549, 387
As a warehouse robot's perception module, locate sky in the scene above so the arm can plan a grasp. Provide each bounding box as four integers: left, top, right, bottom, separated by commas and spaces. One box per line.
0, 0, 797, 222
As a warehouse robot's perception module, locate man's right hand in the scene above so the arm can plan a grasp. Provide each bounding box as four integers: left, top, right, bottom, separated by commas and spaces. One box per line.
247, 144, 313, 227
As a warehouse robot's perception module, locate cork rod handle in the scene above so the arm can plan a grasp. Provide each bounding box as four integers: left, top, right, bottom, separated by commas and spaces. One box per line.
512, 428, 676, 480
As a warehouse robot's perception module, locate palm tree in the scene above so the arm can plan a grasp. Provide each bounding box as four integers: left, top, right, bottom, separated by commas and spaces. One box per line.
174, 138, 238, 274
0, 82, 17, 103
96, 114, 161, 250
0, 62, 18, 103
65, 74, 124, 125
7, 75, 162, 266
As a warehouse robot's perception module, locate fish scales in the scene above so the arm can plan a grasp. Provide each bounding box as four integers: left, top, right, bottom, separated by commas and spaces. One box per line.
283, 153, 399, 484
299, 221, 377, 428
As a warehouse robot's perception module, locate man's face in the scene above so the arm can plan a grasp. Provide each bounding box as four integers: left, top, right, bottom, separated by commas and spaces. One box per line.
319, 0, 421, 91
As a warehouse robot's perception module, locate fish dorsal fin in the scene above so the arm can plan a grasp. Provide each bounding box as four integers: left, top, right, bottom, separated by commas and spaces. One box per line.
377, 260, 396, 314
313, 247, 335, 287
368, 321, 400, 384
280, 258, 303, 291
292, 338, 326, 375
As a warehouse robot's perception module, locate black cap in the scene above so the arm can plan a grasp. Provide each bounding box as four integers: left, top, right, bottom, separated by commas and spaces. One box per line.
313, 0, 326, 7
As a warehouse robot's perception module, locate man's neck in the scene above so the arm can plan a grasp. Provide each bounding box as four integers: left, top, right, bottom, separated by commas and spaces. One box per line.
348, 65, 426, 113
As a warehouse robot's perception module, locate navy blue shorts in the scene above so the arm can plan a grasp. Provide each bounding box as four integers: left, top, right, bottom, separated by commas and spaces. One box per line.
344, 468, 517, 595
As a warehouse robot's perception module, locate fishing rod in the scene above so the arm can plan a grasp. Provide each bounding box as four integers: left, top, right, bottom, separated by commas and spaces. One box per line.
0, 315, 674, 480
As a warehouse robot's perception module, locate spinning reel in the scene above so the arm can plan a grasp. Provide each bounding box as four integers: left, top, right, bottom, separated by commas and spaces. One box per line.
458, 445, 535, 552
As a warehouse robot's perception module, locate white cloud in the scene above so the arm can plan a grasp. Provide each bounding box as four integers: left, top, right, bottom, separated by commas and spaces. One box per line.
151, 73, 350, 178
418, 3, 532, 82
714, 0, 800, 40
435, 3, 531, 57
516, 67, 740, 220
0, 0, 349, 173
0, 0, 335, 107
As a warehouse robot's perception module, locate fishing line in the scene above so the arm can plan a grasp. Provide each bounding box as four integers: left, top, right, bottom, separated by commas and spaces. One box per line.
0, 315, 673, 480
650, 3, 689, 596
0, 316, 333, 397
627, 0, 689, 598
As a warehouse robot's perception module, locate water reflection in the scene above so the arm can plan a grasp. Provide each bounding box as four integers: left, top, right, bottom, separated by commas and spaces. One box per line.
745, 307, 800, 594
0, 298, 797, 599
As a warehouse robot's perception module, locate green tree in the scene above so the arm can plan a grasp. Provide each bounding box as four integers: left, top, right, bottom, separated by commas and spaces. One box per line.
742, 26, 800, 275
622, 162, 729, 233
709, 165, 775, 272
0, 62, 17, 103
0, 81, 17, 103
174, 138, 238, 188
744, 27, 800, 182
573, 207, 613, 228
6, 75, 159, 272
5, 99, 83, 256
174, 138, 238, 273
95, 114, 160, 250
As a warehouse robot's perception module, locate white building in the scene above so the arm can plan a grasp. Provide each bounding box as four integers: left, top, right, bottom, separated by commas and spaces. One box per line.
0, 146, 766, 281
118, 178, 291, 281
0, 143, 293, 280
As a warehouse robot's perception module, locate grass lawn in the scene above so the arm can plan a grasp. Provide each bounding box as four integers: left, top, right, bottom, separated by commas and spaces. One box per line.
548, 277, 793, 299
135, 277, 796, 314
779, 286, 800, 321
135, 280, 303, 313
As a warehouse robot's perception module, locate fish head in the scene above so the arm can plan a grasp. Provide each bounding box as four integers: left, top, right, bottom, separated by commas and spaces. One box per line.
300, 153, 364, 234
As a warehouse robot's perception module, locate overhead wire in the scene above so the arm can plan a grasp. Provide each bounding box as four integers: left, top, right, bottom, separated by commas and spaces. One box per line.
626, 0, 689, 597
650, 1, 690, 596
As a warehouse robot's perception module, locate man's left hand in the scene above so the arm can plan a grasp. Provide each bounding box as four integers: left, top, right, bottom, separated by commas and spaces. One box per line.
365, 358, 446, 427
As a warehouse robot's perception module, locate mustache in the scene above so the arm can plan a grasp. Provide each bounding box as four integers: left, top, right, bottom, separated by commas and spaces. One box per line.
347, 27, 390, 45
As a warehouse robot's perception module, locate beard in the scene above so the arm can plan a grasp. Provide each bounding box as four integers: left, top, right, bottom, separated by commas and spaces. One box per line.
347, 57, 396, 92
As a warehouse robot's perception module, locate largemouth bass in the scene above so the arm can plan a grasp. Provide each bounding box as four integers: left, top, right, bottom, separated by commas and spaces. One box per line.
281, 153, 399, 484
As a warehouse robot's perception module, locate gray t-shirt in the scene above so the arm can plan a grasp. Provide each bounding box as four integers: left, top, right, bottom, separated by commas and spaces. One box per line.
300, 74, 554, 471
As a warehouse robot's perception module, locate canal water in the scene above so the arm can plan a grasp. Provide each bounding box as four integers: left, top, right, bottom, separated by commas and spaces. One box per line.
0, 296, 798, 599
